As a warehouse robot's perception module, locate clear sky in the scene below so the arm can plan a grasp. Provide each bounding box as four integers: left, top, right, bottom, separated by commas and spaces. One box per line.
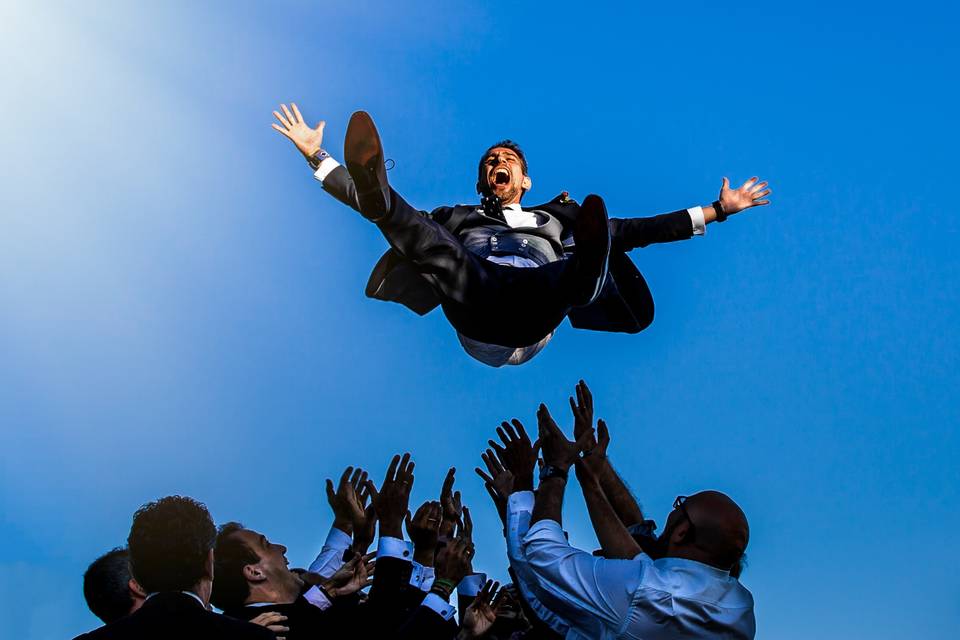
1, 1, 958, 638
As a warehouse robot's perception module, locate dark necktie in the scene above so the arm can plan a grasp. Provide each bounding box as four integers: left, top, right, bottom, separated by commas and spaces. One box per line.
480, 193, 506, 222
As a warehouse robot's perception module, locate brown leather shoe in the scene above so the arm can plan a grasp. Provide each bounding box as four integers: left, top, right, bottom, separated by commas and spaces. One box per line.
569, 194, 610, 306
344, 111, 391, 221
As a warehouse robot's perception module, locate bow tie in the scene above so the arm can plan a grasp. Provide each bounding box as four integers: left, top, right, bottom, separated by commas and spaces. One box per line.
480, 193, 506, 221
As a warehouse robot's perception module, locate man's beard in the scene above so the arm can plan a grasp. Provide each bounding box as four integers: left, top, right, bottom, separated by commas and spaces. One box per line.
487, 181, 522, 204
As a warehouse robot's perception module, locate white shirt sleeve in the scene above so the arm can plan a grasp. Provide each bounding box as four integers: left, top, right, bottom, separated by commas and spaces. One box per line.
313, 156, 342, 183
521, 519, 647, 638
302, 586, 333, 610
688, 205, 706, 236
376, 536, 413, 560
307, 527, 352, 577
420, 592, 456, 621
505, 492, 570, 636
409, 562, 436, 591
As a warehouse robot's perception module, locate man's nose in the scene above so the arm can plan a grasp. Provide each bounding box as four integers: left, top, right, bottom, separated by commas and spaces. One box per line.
278, 543, 287, 553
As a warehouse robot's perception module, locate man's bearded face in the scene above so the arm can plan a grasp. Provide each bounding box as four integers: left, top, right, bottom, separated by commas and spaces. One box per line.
482, 147, 528, 204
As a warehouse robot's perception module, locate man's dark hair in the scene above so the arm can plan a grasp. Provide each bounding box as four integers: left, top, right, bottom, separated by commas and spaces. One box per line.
83, 547, 134, 624
210, 522, 260, 611
127, 495, 216, 594
477, 139, 529, 186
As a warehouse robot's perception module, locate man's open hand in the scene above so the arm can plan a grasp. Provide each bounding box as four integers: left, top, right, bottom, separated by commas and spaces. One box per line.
538, 403, 593, 471
271, 103, 325, 160
372, 453, 415, 538
488, 419, 539, 491
439, 467, 463, 539
570, 380, 610, 474
718, 176, 772, 215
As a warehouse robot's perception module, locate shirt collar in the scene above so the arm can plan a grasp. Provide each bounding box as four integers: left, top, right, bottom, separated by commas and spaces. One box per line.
145, 591, 207, 608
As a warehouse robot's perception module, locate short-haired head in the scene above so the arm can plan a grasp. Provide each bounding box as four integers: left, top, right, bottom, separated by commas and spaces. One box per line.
83, 547, 146, 624
127, 495, 216, 594
211, 523, 302, 611
659, 490, 749, 572
477, 140, 532, 205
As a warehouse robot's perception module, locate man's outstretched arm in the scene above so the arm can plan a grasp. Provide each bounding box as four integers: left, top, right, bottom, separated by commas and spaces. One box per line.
609, 176, 772, 251
271, 102, 362, 212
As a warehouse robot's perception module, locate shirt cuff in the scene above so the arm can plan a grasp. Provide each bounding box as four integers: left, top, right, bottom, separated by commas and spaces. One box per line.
302, 586, 332, 610
457, 573, 487, 597
313, 156, 341, 182
688, 206, 706, 236
323, 527, 352, 550
421, 592, 456, 621
409, 562, 436, 591
508, 490, 535, 514
377, 536, 412, 560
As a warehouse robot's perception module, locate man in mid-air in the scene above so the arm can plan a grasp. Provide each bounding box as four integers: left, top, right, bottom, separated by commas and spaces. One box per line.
271, 105, 771, 367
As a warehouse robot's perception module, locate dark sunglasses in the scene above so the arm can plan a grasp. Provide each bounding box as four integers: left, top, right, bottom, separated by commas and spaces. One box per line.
673, 495, 697, 542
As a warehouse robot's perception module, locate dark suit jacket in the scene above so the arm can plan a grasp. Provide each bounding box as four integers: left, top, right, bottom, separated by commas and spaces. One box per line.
368, 555, 458, 640
227, 594, 362, 640
73, 592, 273, 640
321, 164, 694, 334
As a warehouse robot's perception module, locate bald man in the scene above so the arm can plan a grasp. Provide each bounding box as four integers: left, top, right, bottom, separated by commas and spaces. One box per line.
507, 403, 755, 639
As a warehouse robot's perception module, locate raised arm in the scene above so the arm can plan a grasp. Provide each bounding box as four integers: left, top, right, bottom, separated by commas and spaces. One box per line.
270, 102, 361, 211
609, 176, 772, 251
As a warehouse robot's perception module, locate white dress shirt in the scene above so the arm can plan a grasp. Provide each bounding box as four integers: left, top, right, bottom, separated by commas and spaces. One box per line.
376, 536, 456, 621
519, 513, 755, 639
313, 158, 706, 367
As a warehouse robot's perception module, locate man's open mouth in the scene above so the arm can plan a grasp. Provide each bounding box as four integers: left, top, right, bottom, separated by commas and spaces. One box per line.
492, 168, 511, 186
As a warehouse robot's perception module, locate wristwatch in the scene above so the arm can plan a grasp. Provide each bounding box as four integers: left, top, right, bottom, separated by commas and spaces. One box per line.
307, 148, 330, 171
539, 464, 569, 482
712, 199, 728, 223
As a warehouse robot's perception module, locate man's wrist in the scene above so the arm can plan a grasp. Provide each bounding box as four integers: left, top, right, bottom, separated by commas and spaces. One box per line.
332, 518, 353, 535
413, 547, 436, 567
380, 523, 404, 539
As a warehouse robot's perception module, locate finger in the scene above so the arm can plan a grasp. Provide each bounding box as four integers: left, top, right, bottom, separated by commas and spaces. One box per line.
483, 481, 502, 503
569, 396, 582, 424
597, 418, 610, 445
384, 454, 400, 484
475, 467, 496, 486
270, 123, 293, 139
753, 189, 771, 199
364, 479, 379, 500
291, 102, 304, 123
753, 199, 770, 205
574, 428, 596, 452
325, 479, 335, 502
532, 439, 541, 459
750, 181, 768, 193
339, 466, 353, 487
482, 450, 505, 475
721, 176, 730, 191
316, 119, 326, 134
280, 103, 296, 126
512, 419, 531, 445
273, 109, 292, 129
580, 379, 593, 409
404, 511, 412, 530
576, 380, 585, 409
742, 176, 758, 190
537, 404, 563, 437
495, 425, 509, 446
441, 467, 455, 497
488, 439, 506, 455
398, 452, 411, 477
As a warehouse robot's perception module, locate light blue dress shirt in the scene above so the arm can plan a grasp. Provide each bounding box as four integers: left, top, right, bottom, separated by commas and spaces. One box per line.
512, 491, 755, 640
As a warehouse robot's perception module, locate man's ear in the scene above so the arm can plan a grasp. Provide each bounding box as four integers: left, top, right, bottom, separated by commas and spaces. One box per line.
521, 175, 532, 191
243, 563, 267, 583
205, 549, 215, 581
128, 578, 147, 600
670, 521, 691, 545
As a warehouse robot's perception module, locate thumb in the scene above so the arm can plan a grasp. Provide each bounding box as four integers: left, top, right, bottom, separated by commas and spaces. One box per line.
316, 120, 326, 132
721, 176, 730, 192
325, 479, 335, 501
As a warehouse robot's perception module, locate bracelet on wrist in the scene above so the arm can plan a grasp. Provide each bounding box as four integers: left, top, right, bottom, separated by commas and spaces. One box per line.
712, 199, 728, 223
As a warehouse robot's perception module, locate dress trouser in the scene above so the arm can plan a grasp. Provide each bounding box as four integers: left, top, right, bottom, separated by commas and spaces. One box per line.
373, 189, 577, 348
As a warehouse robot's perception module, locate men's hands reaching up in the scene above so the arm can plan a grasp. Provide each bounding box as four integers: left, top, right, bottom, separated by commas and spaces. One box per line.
718, 176, 772, 215
459, 580, 507, 639
372, 453, 415, 539
476, 446, 515, 525
434, 536, 474, 587
249, 611, 289, 640
569, 380, 611, 474
352, 477, 378, 554
538, 403, 594, 471
323, 552, 376, 598
271, 102, 325, 160
439, 467, 463, 539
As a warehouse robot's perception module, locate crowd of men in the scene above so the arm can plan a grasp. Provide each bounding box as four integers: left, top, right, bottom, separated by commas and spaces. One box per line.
76, 382, 755, 639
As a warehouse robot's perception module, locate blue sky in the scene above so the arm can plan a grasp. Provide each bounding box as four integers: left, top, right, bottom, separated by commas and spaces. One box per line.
1, 1, 958, 637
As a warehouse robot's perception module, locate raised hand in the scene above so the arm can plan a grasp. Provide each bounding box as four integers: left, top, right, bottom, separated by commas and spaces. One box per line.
717, 176, 772, 215
569, 380, 611, 473
352, 478, 378, 554
434, 536, 474, 587
324, 552, 376, 597
459, 580, 507, 639
537, 403, 594, 471
325, 466, 367, 534
271, 102, 325, 160
489, 419, 539, 491
249, 611, 289, 640
476, 446, 515, 509
372, 453, 415, 538
406, 501, 442, 563
439, 467, 463, 539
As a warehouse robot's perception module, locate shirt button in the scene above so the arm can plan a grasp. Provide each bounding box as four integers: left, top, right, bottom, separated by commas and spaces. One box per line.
522, 239, 529, 245
402, 550, 410, 557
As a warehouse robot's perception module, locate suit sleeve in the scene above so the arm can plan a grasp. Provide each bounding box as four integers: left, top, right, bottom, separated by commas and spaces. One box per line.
608, 209, 696, 252
318, 164, 363, 212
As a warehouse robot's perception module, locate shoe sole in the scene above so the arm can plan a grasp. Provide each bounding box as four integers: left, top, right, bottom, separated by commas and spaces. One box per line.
344, 111, 389, 219
578, 194, 611, 304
